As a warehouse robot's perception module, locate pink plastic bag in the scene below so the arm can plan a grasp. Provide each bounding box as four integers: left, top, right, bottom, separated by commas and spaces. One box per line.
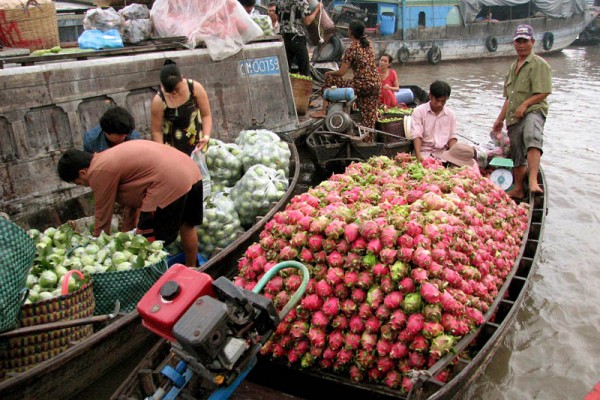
150, 0, 263, 61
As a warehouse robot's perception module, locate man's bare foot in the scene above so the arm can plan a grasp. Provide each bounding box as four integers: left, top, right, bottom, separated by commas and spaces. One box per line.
309, 110, 326, 119
530, 183, 544, 194
507, 188, 525, 200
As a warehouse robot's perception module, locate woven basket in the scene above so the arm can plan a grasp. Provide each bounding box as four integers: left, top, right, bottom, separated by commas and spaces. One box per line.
0, 0, 59, 51
0, 281, 95, 379
91, 260, 168, 315
0, 218, 35, 334
376, 118, 405, 144
290, 76, 312, 116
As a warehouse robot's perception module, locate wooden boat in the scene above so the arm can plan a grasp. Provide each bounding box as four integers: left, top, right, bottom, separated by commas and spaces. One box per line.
112, 167, 547, 400
573, 12, 600, 45
305, 85, 428, 171
327, 0, 592, 65
247, 169, 548, 400
0, 140, 301, 400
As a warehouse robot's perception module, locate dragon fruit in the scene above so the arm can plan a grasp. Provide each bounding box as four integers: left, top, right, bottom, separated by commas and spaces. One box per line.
237, 154, 529, 390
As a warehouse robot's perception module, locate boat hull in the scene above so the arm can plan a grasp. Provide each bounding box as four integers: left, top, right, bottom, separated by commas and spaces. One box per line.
342, 13, 591, 64
244, 170, 547, 400
0, 39, 299, 225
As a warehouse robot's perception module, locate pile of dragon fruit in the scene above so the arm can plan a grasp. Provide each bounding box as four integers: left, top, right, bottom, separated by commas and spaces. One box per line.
234, 154, 530, 392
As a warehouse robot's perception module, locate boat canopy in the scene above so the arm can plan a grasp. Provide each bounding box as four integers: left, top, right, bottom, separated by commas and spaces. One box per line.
459, 0, 587, 23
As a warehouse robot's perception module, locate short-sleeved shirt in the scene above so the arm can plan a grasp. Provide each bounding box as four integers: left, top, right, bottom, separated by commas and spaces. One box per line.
410, 102, 458, 154
83, 125, 141, 153
503, 52, 552, 126
342, 41, 380, 96
88, 140, 201, 236
276, 0, 310, 36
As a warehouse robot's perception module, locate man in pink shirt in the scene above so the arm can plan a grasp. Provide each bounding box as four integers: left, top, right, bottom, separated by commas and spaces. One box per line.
57, 140, 203, 267
410, 80, 457, 163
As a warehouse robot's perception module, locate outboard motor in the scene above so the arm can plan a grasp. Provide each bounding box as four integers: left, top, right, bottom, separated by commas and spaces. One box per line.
323, 87, 356, 134
137, 264, 280, 391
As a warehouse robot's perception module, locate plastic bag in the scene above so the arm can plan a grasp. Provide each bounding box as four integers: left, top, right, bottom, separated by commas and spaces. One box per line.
78, 29, 124, 50
231, 165, 288, 228
83, 8, 124, 33
150, 0, 263, 61
197, 191, 243, 258
119, 4, 151, 20
205, 139, 243, 188
122, 19, 153, 44
490, 130, 511, 155
191, 148, 211, 201
306, 7, 336, 46
235, 129, 281, 147
252, 15, 273, 36
240, 140, 291, 176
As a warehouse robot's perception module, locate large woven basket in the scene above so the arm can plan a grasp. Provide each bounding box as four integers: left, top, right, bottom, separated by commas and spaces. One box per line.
0, 281, 95, 379
91, 259, 168, 315
290, 75, 312, 116
0, 0, 59, 51
376, 117, 405, 144
0, 218, 35, 334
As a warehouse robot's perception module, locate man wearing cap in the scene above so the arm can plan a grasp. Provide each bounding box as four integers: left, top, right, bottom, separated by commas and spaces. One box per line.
493, 24, 551, 198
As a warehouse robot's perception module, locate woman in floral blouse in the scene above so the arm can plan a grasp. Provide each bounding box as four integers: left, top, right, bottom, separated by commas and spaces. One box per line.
310, 20, 381, 138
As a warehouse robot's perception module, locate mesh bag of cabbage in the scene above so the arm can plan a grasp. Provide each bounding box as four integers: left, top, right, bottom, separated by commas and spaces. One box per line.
0, 218, 36, 334
91, 259, 168, 315
0, 281, 95, 379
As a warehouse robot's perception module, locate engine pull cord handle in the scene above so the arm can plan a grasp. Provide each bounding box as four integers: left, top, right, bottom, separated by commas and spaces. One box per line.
251, 260, 310, 320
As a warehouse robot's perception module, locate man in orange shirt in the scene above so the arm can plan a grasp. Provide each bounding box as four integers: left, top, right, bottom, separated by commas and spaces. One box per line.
57, 140, 203, 267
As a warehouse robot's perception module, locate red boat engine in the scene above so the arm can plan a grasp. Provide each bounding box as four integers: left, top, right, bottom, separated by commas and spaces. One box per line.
137, 264, 280, 390
137, 264, 215, 341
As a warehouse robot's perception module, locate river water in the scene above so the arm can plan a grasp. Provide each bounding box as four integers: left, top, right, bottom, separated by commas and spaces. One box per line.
391, 45, 600, 400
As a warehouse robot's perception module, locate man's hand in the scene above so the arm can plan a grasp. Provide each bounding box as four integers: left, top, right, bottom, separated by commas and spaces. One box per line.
515, 103, 528, 119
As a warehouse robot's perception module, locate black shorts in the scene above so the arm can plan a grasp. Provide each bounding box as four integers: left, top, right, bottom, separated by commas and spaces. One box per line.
137, 180, 203, 245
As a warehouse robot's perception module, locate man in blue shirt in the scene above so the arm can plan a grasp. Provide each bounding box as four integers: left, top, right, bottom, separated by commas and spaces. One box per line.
83, 106, 141, 153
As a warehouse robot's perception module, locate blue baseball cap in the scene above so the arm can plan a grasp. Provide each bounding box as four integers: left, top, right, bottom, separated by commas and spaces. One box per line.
514, 24, 534, 41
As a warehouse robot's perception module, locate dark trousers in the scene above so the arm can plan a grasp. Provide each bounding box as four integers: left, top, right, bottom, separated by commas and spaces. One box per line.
283, 33, 310, 76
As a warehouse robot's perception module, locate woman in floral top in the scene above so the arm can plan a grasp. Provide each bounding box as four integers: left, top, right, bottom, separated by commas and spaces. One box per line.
151, 61, 212, 156
310, 20, 381, 137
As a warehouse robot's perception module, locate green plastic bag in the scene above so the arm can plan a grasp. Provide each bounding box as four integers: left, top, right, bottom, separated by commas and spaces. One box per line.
0, 218, 35, 333
91, 258, 167, 315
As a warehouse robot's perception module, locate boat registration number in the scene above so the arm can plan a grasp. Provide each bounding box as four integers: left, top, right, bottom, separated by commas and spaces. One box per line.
239, 56, 280, 77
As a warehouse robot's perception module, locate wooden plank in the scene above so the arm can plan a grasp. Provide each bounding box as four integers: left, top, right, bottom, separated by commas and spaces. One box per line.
138, 369, 157, 397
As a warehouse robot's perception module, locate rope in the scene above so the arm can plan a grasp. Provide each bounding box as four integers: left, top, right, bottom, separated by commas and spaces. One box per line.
317, 1, 324, 44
